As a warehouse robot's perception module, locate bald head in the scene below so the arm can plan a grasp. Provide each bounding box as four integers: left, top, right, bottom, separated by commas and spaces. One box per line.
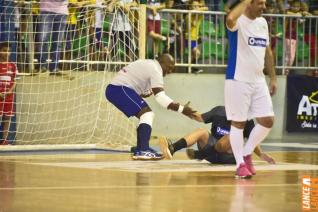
157, 54, 175, 76
157, 53, 174, 64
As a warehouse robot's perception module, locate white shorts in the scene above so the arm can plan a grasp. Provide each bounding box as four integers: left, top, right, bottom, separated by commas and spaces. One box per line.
224, 80, 274, 121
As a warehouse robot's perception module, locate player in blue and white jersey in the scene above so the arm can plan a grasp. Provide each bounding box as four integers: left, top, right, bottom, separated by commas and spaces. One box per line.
105, 54, 197, 160
225, 0, 277, 178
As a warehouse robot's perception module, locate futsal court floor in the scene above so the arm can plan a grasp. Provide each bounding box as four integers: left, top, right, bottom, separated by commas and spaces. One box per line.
0, 141, 317, 212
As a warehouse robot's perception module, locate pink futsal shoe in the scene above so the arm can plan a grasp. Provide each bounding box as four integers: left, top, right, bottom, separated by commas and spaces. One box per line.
244, 155, 256, 175
235, 163, 252, 179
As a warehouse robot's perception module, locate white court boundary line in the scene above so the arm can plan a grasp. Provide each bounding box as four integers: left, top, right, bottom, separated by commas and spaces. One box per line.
0, 183, 301, 191
27, 160, 318, 173
262, 143, 318, 149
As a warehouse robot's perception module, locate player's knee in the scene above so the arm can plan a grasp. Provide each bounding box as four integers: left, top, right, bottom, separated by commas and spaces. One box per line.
231, 121, 246, 129
257, 116, 274, 128
139, 111, 155, 127
196, 128, 209, 136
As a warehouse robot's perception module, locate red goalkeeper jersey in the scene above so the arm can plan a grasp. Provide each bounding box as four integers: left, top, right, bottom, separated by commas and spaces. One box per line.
0, 63, 16, 97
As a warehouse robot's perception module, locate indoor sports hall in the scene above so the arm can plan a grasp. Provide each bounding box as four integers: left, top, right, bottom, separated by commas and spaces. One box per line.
0, 1, 317, 211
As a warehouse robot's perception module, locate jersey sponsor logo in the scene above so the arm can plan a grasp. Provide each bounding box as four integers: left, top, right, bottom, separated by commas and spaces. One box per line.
0, 76, 11, 81
248, 37, 266, 47
297, 92, 318, 129
216, 127, 229, 136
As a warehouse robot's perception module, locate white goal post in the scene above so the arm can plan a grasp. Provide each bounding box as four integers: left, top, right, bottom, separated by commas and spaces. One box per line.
0, 1, 147, 151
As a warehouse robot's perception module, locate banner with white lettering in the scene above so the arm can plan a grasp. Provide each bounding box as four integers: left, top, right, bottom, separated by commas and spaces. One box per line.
286, 75, 318, 132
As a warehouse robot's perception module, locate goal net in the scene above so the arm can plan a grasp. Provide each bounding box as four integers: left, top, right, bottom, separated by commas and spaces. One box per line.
0, 1, 141, 150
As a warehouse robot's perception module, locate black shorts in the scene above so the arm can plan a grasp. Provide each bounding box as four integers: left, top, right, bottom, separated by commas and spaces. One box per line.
197, 133, 236, 164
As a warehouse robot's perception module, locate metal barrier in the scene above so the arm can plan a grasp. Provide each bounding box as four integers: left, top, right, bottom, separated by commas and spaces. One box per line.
2, 3, 317, 74
158, 9, 318, 74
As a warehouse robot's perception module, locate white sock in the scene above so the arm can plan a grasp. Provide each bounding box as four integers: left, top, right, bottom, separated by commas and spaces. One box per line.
230, 126, 244, 168
243, 124, 271, 156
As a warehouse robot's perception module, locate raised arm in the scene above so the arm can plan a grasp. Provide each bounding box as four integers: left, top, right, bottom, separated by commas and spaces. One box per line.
226, 0, 252, 29
254, 145, 276, 164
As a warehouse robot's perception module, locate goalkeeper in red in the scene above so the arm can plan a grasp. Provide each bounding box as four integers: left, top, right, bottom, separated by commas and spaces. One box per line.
0, 42, 17, 145
106, 54, 197, 160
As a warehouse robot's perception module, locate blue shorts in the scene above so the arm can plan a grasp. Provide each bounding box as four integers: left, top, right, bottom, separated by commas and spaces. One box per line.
105, 84, 149, 117
185, 40, 198, 49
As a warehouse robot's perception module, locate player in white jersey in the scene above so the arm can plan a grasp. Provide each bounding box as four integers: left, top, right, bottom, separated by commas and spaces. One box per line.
106, 54, 197, 160
225, 0, 277, 178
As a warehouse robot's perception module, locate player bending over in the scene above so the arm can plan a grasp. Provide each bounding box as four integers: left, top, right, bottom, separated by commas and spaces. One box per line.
106, 54, 197, 160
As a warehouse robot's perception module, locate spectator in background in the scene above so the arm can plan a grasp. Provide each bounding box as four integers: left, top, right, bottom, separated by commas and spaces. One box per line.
301, 0, 318, 77
110, 0, 137, 62
264, 1, 281, 66
36, 0, 69, 75
94, 0, 105, 53
0, 42, 17, 145
65, 0, 80, 62
0, 0, 17, 63
205, 0, 222, 24
284, 0, 302, 75
276, 0, 294, 14
147, 0, 166, 58
185, 0, 208, 73
88, 0, 115, 62
72, 0, 97, 61
166, 0, 187, 61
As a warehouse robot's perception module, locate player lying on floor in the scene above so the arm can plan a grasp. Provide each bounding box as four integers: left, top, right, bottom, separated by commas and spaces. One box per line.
158, 106, 276, 164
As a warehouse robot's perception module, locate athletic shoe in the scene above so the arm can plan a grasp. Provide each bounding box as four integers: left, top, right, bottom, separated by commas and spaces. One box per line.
244, 154, 256, 175
159, 137, 174, 159
235, 163, 252, 179
132, 149, 164, 161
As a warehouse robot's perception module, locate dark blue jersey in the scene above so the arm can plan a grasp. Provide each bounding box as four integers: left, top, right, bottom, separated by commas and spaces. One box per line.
201, 106, 255, 140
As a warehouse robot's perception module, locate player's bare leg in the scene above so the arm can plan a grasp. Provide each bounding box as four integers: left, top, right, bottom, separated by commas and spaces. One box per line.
0, 117, 10, 145
214, 135, 232, 153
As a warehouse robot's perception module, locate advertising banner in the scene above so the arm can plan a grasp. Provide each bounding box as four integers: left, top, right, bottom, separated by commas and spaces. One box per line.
286, 75, 318, 132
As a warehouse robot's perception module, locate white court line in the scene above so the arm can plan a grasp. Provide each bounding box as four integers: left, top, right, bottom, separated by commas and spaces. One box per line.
0, 183, 301, 191
262, 143, 318, 149
27, 160, 318, 173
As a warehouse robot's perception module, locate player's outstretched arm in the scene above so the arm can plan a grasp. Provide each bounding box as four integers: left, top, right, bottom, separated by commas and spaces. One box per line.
152, 87, 197, 119
254, 145, 276, 164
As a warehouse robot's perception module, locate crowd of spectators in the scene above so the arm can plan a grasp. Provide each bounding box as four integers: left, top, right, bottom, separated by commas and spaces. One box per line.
0, 0, 317, 75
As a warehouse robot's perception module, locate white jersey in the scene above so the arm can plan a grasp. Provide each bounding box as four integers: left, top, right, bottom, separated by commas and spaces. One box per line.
226, 15, 269, 83
110, 59, 163, 95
